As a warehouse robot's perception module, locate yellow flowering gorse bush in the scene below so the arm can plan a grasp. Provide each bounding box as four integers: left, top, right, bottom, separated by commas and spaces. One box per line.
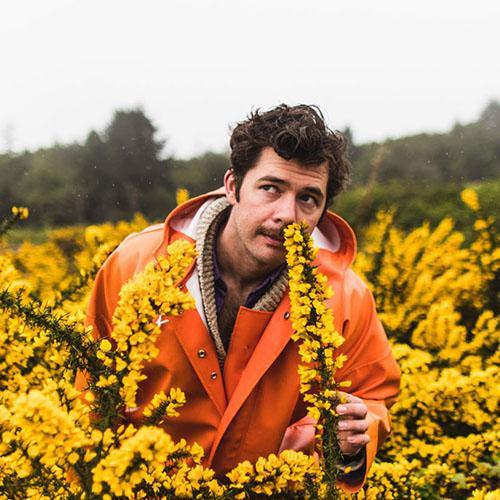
350, 189, 499, 499
0, 187, 498, 498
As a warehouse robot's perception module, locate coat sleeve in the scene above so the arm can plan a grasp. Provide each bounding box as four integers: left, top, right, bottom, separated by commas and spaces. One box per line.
279, 269, 401, 493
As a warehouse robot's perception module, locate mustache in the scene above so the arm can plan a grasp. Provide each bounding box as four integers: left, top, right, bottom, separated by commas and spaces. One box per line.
257, 226, 286, 242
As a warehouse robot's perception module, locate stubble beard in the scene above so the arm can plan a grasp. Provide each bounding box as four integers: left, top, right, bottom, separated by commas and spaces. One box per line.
251, 225, 287, 269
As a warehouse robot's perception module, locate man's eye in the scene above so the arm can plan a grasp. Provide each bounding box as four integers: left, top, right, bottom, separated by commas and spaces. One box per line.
262, 185, 277, 193
301, 194, 318, 206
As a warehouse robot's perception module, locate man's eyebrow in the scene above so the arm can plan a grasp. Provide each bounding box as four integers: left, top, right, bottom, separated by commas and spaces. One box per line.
257, 175, 289, 186
257, 176, 324, 199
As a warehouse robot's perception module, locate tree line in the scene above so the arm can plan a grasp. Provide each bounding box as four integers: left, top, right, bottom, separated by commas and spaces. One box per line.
0, 101, 498, 230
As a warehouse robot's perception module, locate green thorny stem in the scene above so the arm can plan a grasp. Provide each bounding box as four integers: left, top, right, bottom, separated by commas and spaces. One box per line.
306, 261, 343, 500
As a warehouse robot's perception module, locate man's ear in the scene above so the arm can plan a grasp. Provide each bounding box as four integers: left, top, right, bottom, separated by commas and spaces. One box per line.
224, 169, 238, 205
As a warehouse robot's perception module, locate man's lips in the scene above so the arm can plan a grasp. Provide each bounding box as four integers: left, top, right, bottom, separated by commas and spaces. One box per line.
263, 235, 283, 247
259, 230, 284, 247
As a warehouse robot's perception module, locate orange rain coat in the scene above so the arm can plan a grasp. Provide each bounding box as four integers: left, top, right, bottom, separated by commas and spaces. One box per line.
80, 189, 400, 492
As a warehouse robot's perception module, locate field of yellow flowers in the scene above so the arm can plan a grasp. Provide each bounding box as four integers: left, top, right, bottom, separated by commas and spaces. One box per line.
0, 189, 498, 499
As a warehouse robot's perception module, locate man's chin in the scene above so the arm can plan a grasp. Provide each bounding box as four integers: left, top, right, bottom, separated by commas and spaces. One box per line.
255, 248, 286, 269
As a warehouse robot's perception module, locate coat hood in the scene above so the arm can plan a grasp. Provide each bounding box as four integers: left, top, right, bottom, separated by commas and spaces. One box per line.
153, 187, 357, 270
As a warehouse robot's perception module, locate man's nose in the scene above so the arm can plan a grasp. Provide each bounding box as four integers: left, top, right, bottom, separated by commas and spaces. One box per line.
273, 194, 299, 224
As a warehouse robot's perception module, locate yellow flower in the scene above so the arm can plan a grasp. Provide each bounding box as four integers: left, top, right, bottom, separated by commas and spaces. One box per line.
474, 219, 488, 231
11, 206, 29, 219
99, 339, 112, 352
176, 188, 190, 206
143, 387, 186, 422
461, 188, 480, 211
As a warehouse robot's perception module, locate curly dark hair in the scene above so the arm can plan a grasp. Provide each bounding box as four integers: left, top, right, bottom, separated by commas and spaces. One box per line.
229, 104, 351, 205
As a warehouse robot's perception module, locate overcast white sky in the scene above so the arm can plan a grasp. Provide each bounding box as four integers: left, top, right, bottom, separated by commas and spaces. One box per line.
1, 1, 499, 158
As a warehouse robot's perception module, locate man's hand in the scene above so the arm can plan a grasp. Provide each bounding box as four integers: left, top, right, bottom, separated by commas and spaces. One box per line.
336, 392, 369, 457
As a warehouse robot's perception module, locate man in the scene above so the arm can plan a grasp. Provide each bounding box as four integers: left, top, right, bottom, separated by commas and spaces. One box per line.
84, 104, 400, 492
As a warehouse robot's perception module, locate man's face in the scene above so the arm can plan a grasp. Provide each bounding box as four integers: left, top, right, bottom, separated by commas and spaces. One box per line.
224, 147, 328, 272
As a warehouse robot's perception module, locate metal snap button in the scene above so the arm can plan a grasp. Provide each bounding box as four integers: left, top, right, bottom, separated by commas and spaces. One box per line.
284, 311, 290, 320
198, 349, 206, 358
210, 371, 217, 380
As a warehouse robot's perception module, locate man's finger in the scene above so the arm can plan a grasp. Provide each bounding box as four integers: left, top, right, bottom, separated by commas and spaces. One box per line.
339, 435, 370, 447
338, 419, 369, 433
346, 433, 370, 446
339, 433, 370, 456
336, 402, 368, 418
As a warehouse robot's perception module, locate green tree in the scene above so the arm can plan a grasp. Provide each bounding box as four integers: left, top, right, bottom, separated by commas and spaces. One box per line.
14, 145, 83, 225
78, 109, 173, 222
104, 108, 167, 215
